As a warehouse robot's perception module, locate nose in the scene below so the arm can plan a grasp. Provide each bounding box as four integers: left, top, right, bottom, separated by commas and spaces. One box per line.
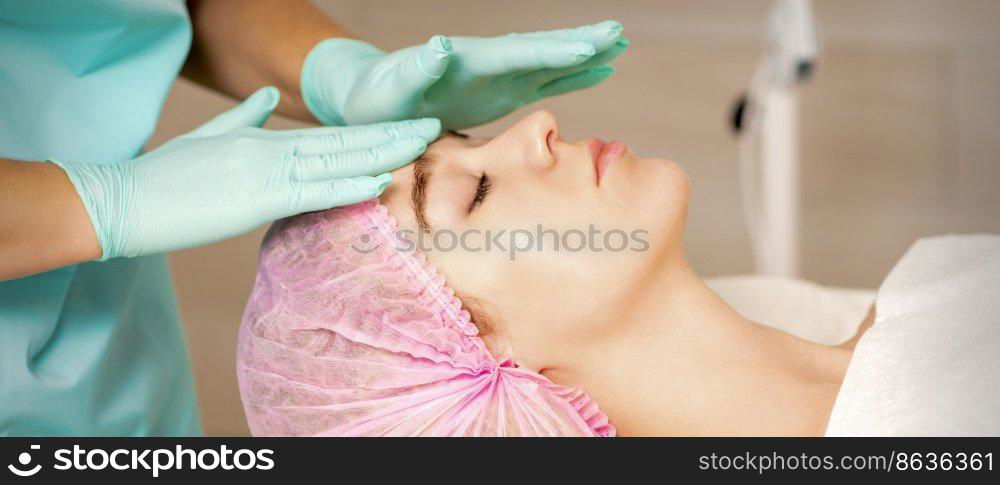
493, 110, 559, 171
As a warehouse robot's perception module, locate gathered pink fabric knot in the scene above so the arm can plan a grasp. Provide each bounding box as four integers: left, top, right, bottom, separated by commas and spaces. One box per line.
237, 200, 615, 437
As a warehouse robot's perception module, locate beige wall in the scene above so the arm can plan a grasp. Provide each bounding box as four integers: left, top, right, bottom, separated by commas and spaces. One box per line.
150, 0, 1000, 435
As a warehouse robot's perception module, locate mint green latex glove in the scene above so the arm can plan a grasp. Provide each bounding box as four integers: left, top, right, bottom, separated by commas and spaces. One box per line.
53, 87, 440, 260
301, 20, 630, 129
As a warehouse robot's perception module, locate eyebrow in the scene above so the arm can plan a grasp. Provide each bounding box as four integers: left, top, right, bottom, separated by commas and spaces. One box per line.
411, 153, 433, 233
410, 130, 469, 233
409, 131, 469, 233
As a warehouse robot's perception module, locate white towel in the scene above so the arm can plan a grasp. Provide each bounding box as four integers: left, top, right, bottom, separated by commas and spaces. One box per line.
825, 234, 1000, 436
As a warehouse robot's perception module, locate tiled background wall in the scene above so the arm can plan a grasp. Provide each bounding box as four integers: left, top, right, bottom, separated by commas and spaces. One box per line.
149, 1, 1000, 435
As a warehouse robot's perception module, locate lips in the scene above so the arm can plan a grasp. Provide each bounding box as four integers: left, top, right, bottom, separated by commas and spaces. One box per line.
587, 138, 606, 165
588, 139, 626, 185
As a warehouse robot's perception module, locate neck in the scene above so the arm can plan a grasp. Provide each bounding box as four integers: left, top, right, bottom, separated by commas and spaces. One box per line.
558, 257, 852, 436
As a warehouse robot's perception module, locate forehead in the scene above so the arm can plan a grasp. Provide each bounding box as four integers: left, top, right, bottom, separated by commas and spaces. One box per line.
427, 132, 486, 155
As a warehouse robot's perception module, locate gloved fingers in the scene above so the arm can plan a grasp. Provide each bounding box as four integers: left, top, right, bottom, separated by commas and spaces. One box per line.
186, 87, 279, 139
295, 174, 392, 213
515, 36, 629, 88
468, 37, 596, 75
279, 118, 440, 141
583, 35, 630, 67
292, 136, 427, 181
535, 66, 616, 99
334, 38, 450, 128
520, 20, 624, 52
392, 35, 452, 92
290, 118, 441, 156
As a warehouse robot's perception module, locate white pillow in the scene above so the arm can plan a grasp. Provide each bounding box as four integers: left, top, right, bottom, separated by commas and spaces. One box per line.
706, 275, 874, 345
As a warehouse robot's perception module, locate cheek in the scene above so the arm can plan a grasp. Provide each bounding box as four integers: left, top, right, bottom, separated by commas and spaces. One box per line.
451, 183, 660, 332
507, 249, 647, 327
462, 238, 648, 343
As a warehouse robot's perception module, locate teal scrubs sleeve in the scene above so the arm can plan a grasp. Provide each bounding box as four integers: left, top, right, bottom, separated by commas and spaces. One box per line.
0, 0, 201, 436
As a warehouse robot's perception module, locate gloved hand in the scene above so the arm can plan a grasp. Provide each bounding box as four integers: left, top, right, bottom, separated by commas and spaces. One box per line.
301, 20, 629, 129
52, 87, 440, 260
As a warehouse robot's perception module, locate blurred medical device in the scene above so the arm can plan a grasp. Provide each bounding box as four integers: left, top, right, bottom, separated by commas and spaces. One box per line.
733, 0, 819, 277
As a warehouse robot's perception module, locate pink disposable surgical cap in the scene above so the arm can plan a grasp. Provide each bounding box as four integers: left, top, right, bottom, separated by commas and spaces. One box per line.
237, 200, 615, 437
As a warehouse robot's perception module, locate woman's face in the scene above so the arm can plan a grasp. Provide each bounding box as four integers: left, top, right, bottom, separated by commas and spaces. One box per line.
380, 110, 690, 370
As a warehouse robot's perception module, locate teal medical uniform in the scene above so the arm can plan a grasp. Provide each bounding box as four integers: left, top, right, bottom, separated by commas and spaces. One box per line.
0, 0, 201, 435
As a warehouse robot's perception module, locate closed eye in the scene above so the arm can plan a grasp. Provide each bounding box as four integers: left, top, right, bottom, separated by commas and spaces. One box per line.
468, 173, 491, 213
